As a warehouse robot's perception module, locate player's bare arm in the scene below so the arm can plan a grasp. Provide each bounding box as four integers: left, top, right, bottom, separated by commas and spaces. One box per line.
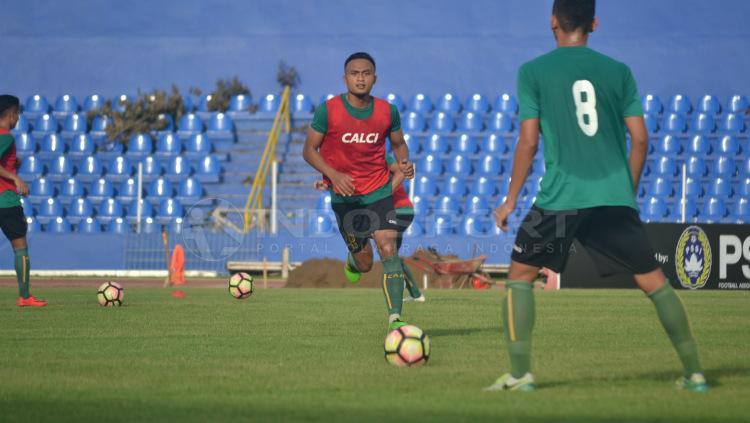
494, 119, 539, 231
389, 129, 414, 179
388, 161, 405, 193
625, 115, 648, 193
302, 127, 355, 196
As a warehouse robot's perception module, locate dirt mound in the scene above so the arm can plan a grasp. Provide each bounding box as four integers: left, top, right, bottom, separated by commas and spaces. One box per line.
286, 258, 431, 288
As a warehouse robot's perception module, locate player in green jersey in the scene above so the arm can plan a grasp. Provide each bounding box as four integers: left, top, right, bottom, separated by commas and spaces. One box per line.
486, 0, 706, 393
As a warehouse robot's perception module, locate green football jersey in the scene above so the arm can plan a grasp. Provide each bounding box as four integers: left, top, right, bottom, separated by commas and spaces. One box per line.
517, 45, 643, 210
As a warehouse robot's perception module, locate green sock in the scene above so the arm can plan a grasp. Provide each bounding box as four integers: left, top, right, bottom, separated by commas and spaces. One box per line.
648, 282, 702, 377
503, 281, 535, 378
14, 248, 30, 299
381, 256, 405, 318
401, 258, 422, 298
346, 253, 360, 273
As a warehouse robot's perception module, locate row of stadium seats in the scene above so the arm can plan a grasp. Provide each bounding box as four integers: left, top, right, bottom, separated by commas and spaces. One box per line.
17, 155, 221, 183
22, 197, 185, 225
25, 177, 204, 205
24, 216, 183, 234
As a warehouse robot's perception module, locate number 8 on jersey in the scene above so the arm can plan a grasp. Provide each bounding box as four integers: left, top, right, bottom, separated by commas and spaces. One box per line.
572, 80, 598, 136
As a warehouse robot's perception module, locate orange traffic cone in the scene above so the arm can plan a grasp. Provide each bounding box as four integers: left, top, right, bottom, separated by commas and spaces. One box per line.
169, 244, 186, 286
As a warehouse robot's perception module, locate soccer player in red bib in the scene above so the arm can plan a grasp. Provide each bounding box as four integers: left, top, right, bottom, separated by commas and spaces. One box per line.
303, 52, 416, 330
0, 95, 47, 307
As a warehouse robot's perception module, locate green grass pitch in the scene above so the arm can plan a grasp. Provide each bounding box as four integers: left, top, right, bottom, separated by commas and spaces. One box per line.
0, 286, 748, 422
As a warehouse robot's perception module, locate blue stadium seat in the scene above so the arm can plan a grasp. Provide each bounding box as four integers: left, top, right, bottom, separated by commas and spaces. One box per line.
493, 94, 518, 115
642, 197, 668, 222
88, 178, 114, 205
37, 198, 64, 224
434, 195, 461, 216
403, 219, 423, 237
97, 198, 124, 224
686, 135, 711, 156
32, 114, 58, 141
309, 213, 333, 236
176, 178, 203, 204
481, 133, 507, 154
15, 133, 35, 159
697, 95, 721, 115
89, 115, 112, 143
13, 114, 30, 135
668, 94, 692, 116
155, 113, 174, 135
436, 93, 461, 114
176, 113, 205, 140
24, 95, 50, 118
418, 154, 443, 176
156, 133, 182, 159
46, 217, 71, 233
106, 156, 133, 182
424, 134, 449, 155
411, 195, 427, 216
157, 199, 183, 224
184, 133, 212, 161
701, 197, 727, 222
648, 177, 674, 198
740, 178, 750, 197
408, 94, 433, 114
126, 199, 153, 223
457, 112, 484, 133
442, 176, 467, 198
67, 198, 94, 225
685, 155, 708, 178
61, 113, 87, 139
194, 156, 220, 183
77, 217, 102, 233
402, 112, 426, 133
38, 133, 66, 163
403, 134, 421, 155
206, 113, 234, 142
447, 154, 472, 176
197, 95, 213, 112
462, 214, 490, 236
26, 217, 41, 233
712, 156, 737, 178
718, 135, 741, 156
53, 95, 79, 120
680, 177, 703, 199
726, 95, 749, 114
385, 93, 405, 112
292, 94, 314, 115
476, 154, 503, 177
228, 94, 253, 113
166, 156, 192, 182
430, 215, 455, 236
57, 178, 84, 206
258, 94, 280, 115
465, 196, 490, 214
663, 113, 686, 133
106, 217, 131, 234
652, 156, 678, 177
139, 156, 163, 182
20, 198, 34, 217
740, 158, 750, 179
708, 177, 733, 198
472, 176, 496, 197
28, 178, 54, 205
76, 156, 103, 183
721, 113, 746, 134
148, 178, 174, 205
464, 94, 490, 114
83, 94, 105, 112
430, 112, 455, 134
315, 192, 332, 211
140, 217, 159, 234
18, 156, 43, 180
641, 94, 663, 115
112, 94, 131, 113
655, 135, 682, 155
731, 198, 750, 223
454, 134, 479, 155
47, 155, 75, 182
414, 176, 438, 197
126, 134, 154, 161
673, 198, 698, 222
644, 114, 659, 134
488, 112, 513, 133
118, 178, 141, 206
68, 134, 94, 159
168, 217, 184, 234
690, 113, 715, 134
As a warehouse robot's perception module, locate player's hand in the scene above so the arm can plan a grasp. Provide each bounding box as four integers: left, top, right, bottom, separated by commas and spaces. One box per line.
329, 171, 355, 196
14, 177, 29, 197
399, 159, 414, 179
313, 180, 329, 191
493, 201, 515, 232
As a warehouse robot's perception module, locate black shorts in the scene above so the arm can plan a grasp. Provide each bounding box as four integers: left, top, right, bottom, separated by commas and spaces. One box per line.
511, 205, 659, 275
0, 206, 27, 242
332, 196, 401, 253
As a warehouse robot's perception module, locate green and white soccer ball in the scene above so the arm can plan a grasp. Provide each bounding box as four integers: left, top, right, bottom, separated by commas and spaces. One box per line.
97, 281, 124, 307
384, 324, 430, 367
228, 272, 254, 299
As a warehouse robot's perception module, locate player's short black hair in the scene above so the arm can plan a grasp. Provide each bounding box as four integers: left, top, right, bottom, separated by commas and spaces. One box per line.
0, 95, 20, 117
345, 52, 376, 71
553, 0, 596, 34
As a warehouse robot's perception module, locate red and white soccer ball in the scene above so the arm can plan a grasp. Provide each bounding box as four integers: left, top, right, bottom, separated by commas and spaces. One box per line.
384, 324, 430, 367
97, 281, 124, 307
228, 272, 254, 299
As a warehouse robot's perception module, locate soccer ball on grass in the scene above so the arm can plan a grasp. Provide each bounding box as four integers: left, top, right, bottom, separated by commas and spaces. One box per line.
228, 272, 254, 299
384, 324, 430, 367
97, 281, 124, 307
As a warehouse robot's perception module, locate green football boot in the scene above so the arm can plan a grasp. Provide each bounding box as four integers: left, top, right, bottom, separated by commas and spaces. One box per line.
675, 373, 709, 393
388, 318, 408, 331
483, 373, 536, 392
344, 262, 361, 284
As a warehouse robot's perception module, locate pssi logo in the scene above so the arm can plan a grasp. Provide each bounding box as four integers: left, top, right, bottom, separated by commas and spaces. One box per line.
342, 133, 379, 143
719, 234, 750, 280
675, 226, 712, 289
